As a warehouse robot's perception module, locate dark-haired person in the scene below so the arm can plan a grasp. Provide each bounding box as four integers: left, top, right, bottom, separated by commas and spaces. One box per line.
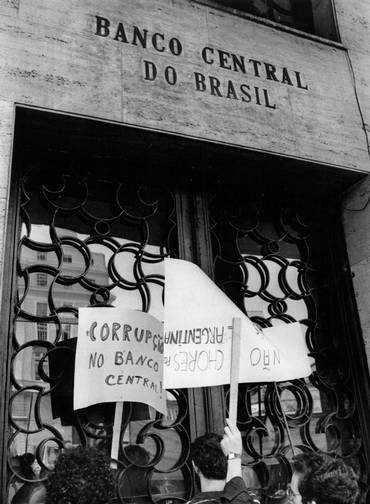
119, 444, 156, 502
46, 446, 115, 504
288, 452, 359, 504
189, 418, 259, 504
11, 453, 45, 504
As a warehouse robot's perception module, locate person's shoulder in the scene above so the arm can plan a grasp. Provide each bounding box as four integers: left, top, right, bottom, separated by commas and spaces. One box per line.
186, 497, 222, 504
244, 489, 261, 504
223, 477, 261, 504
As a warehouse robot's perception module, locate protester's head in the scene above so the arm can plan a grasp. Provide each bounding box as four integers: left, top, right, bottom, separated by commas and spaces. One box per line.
292, 451, 324, 479
287, 451, 324, 504
124, 444, 151, 466
289, 452, 359, 504
45, 446, 115, 504
13, 452, 37, 479
190, 433, 227, 481
119, 444, 151, 499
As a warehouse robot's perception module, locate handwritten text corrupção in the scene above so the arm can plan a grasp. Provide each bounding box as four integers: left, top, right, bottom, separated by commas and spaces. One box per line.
86, 321, 164, 353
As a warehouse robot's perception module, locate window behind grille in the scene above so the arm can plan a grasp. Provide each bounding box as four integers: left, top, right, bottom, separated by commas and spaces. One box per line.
200, 0, 339, 41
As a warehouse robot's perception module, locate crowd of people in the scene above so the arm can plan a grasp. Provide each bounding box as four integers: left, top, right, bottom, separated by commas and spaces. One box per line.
187, 419, 359, 504
13, 419, 360, 504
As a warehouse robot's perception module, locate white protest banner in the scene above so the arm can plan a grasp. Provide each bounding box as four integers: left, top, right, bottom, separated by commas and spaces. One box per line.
244, 322, 311, 382
163, 258, 311, 388
74, 307, 166, 414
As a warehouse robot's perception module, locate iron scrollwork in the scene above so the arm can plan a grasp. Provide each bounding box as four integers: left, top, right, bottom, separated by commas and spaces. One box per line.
8, 162, 193, 504
210, 197, 366, 502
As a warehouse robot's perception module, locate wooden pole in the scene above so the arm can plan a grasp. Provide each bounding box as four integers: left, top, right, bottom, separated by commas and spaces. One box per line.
229, 318, 241, 425
110, 401, 124, 469
273, 382, 295, 456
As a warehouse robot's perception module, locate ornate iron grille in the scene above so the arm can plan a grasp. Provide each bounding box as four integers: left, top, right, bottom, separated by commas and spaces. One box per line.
8, 159, 193, 504
209, 194, 367, 502
5, 109, 367, 503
